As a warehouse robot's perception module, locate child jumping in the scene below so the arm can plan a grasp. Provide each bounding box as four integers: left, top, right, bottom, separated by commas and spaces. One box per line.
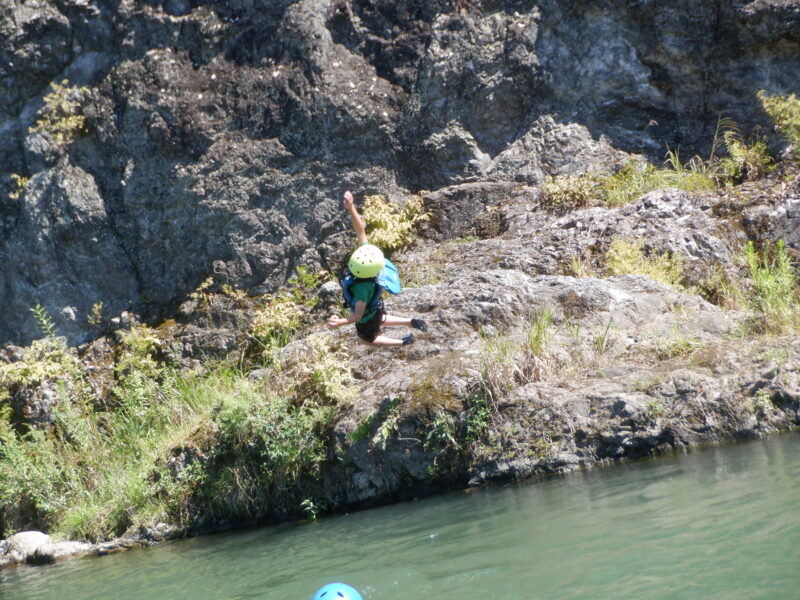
326, 191, 427, 346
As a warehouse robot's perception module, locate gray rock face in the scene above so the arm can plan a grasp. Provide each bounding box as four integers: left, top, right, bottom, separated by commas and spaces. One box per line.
0, 0, 797, 348
325, 260, 798, 502
743, 195, 800, 250
1, 166, 139, 345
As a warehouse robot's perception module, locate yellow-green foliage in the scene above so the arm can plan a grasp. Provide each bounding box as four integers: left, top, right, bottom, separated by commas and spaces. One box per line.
29, 80, 90, 145
30, 304, 58, 339
541, 157, 718, 210
115, 325, 163, 382
0, 329, 357, 539
362, 194, 429, 251
282, 334, 357, 407
606, 238, 686, 289
540, 175, 595, 210
286, 265, 327, 305
0, 338, 80, 398
744, 240, 800, 334
189, 276, 215, 307
87, 301, 104, 327
251, 295, 305, 350
719, 131, 774, 182
758, 90, 800, 159
249, 266, 328, 357
9, 174, 29, 200
601, 159, 717, 207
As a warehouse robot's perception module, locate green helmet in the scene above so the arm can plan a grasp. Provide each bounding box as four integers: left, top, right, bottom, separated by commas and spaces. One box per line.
348, 244, 384, 278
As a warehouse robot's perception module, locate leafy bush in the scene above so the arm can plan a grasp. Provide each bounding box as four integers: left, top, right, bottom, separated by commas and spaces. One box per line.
362, 194, 428, 251
249, 266, 328, 360
196, 386, 335, 521
29, 80, 90, 145
606, 238, 686, 290
282, 334, 357, 408
744, 240, 800, 334
115, 325, 163, 383
250, 295, 305, 353
758, 90, 800, 159
8, 174, 29, 200
719, 131, 774, 182
0, 338, 79, 396
540, 175, 595, 210
0, 301, 357, 539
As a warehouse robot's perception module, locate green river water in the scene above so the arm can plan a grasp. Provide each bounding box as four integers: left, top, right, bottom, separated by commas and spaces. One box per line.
2, 433, 799, 600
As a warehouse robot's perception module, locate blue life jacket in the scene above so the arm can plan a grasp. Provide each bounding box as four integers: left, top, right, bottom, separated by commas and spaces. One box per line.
341, 258, 401, 310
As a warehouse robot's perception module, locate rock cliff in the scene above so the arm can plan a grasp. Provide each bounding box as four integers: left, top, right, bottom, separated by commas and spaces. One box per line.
1, 0, 799, 345
1, 0, 800, 569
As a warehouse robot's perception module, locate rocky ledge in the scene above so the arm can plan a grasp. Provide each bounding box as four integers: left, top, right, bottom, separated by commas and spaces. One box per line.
2, 0, 800, 571
3, 181, 799, 569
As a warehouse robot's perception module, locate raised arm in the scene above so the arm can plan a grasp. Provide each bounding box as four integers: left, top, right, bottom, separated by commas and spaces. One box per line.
343, 190, 368, 244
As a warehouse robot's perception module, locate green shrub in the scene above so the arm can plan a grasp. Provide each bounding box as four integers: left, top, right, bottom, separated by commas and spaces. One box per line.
9, 174, 29, 200
540, 175, 595, 210
362, 194, 429, 251
0, 338, 79, 395
719, 131, 774, 182
282, 334, 357, 408
29, 80, 90, 145
0, 340, 356, 539
197, 389, 334, 521
606, 238, 686, 289
30, 304, 58, 339
249, 266, 329, 360
744, 240, 800, 334
250, 295, 305, 353
758, 90, 800, 159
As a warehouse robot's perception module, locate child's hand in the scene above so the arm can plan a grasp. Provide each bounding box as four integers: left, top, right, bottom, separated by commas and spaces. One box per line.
327, 315, 344, 330
343, 190, 354, 211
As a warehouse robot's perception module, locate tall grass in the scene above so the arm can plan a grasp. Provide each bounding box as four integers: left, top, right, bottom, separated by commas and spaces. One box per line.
479, 310, 553, 401
744, 240, 800, 334
540, 111, 783, 210
0, 328, 355, 541
602, 158, 718, 207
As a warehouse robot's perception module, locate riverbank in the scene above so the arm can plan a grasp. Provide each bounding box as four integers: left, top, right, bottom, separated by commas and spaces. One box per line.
2, 165, 800, 569
4, 434, 800, 600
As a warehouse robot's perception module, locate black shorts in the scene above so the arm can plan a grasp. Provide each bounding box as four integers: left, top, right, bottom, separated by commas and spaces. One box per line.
355, 304, 385, 342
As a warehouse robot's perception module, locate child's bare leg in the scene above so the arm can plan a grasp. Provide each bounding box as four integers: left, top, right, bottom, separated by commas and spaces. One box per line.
382, 313, 412, 327
383, 314, 428, 332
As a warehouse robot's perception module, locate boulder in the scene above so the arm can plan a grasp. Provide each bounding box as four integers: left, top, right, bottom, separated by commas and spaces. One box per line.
0, 531, 50, 567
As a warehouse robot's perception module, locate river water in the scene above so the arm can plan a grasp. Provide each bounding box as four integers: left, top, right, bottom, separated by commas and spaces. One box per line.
3, 433, 799, 600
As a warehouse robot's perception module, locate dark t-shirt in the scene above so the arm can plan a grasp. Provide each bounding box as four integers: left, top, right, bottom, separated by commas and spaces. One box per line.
351, 280, 377, 323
